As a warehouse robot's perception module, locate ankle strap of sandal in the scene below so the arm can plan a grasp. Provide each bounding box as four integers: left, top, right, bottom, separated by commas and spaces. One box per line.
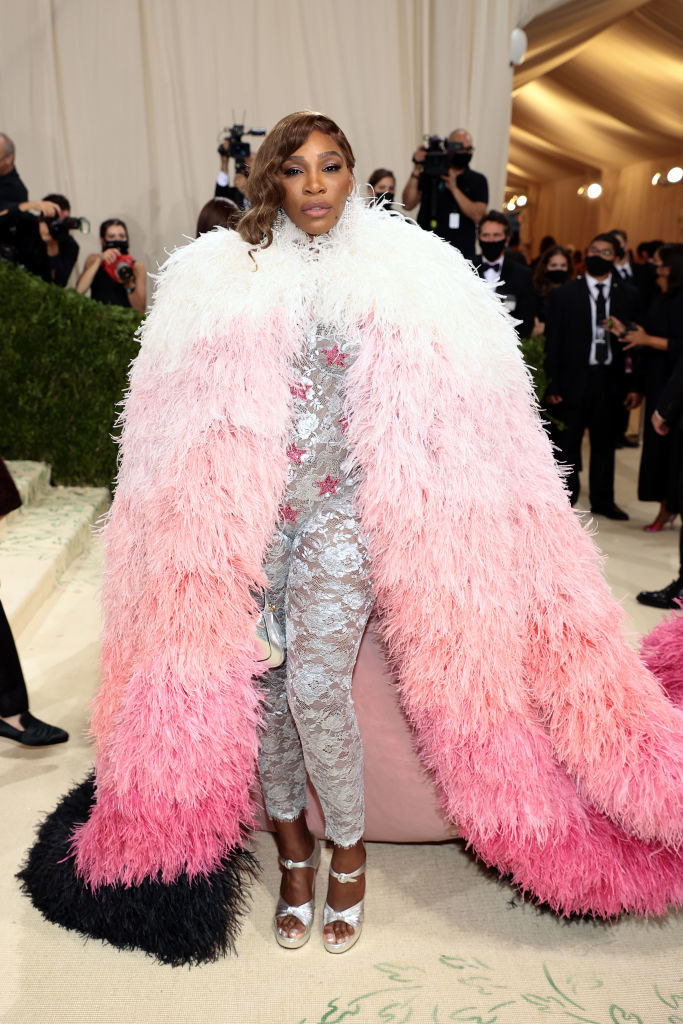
329, 861, 366, 884
278, 839, 320, 872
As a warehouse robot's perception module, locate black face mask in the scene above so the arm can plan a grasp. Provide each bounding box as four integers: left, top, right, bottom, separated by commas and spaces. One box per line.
479, 239, 506, 262
376, 191, 394, 205
448, 151, 472, 169
103, 239, 129, 255
546, 269, 569, 284
585, 255, 613, 277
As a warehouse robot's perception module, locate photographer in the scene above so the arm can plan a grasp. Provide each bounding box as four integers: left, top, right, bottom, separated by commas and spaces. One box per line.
12, 193, 80, 287
0, 133, 28, 209
401, 129, 488, 259
214, 122, 265, 211
215, 151, 253, 210
76, 219, 146, 311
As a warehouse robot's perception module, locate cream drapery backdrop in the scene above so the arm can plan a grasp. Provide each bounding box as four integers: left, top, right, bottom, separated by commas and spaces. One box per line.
1, 0, 555, 282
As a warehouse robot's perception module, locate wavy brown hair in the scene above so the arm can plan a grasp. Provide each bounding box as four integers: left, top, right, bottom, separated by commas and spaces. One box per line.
238, 111, 355, 251
533, 244, 572, 295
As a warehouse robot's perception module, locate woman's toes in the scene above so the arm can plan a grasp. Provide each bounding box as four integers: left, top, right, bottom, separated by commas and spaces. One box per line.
278, 915, 303, 938
325, 921, 353, 944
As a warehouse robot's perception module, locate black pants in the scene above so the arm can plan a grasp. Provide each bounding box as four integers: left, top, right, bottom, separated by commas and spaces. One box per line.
0, 599, 29, 717
554, 368, 620, 507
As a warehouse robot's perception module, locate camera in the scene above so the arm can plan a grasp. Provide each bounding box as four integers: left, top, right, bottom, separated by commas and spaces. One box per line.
43, 215, 91, 239
419, 135, 451, 180
417, 136, 468, 180
101, 241, 135, 284
103, 254, 135, 284
217, 122, 266, 162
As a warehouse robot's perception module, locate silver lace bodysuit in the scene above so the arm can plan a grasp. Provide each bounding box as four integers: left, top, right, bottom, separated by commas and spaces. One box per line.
258, 322, 374, 847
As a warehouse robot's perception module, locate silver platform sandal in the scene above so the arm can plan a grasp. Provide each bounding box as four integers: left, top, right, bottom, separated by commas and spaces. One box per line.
273, 839, 321, 949
322, 861, 366, 954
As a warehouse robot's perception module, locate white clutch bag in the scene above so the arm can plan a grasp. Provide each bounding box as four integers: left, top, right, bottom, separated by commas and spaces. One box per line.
256, 596, 286, 669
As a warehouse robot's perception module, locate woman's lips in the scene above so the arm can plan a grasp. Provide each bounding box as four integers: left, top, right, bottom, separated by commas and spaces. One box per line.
301, 204, 331, 218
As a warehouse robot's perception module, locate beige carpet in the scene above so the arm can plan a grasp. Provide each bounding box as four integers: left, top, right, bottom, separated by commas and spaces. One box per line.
1, 446, 682, 1024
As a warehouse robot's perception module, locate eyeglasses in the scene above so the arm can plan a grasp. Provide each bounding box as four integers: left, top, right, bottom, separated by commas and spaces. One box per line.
587, 246, 614, 257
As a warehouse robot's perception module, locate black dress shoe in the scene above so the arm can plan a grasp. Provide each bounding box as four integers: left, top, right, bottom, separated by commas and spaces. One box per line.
590, 503, 629, 520
0, 711, 69, 746
636, 579, 683, 609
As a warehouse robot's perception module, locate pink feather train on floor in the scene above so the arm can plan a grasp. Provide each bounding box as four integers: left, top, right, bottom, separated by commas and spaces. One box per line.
20, 198, 683, 963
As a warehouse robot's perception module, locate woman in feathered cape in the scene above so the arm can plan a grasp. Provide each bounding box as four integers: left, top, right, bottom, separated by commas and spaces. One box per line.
20, 112, 683, 966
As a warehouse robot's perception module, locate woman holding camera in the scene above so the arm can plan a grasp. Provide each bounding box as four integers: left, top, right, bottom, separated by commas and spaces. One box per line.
22, 111, 683, 966
76, 218, 146, 311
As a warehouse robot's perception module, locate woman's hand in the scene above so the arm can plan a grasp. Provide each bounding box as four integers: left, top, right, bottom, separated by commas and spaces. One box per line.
652, 410, 669, 436
622, 323, 649, 350
606, 314, 627, 336
101, 247, 121, 266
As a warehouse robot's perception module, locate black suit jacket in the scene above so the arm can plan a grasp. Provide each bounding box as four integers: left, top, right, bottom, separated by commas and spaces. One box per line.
474, 254, 535, 338
616, 262, 656, 314
214, 182, 247, 210
544, 276, 640, 405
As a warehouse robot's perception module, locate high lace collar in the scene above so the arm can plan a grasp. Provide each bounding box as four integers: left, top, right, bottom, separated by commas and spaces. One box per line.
270, 191, 364, 259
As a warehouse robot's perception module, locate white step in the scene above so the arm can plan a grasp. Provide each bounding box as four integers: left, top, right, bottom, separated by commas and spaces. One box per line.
0, 484, 110, 635
0, 461, 51, 535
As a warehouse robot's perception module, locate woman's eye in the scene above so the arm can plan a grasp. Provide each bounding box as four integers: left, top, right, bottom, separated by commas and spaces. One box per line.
323, 164, 341, 173
283, 167, 301, 176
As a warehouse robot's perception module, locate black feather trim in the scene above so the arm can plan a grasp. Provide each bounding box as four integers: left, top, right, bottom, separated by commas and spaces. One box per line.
17, 772, 259, 966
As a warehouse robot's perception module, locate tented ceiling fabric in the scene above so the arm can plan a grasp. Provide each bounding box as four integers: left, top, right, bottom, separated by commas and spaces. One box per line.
0, 0, 555, 279
512, 0, 683, 185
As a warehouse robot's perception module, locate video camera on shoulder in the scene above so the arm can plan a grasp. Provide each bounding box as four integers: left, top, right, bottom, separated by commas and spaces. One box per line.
417, 136, 470, 180
217, 121, 266, 162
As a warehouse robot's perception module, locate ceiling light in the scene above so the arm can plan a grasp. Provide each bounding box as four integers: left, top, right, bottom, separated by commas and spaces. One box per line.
577, 186, 585, 196
506, 200, 516, 211
651, 172, 662, 185
586, 183, 602, 199
667, 166, 683, 184
516, 194, 527, 207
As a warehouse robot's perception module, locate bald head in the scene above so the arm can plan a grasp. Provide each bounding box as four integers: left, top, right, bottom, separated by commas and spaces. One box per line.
0, 133, 15, 175
448, 129, 473, 149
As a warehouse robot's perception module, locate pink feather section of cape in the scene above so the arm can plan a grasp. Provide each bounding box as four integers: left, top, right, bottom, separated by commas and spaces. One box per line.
642, 610, 683, 706
72, 204, 682, 914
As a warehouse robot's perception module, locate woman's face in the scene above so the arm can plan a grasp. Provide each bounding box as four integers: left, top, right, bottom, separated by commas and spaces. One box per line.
102, 225, 128, 249
279, 130, 353, 236
652, 252, 669, 293
546, 253, 568, 273
373, 175, 395, 197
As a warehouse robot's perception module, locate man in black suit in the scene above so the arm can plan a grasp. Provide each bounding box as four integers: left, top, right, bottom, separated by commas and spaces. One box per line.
474, 211, 535, 338
611, 228, 656, 311
544, 233, 642, 518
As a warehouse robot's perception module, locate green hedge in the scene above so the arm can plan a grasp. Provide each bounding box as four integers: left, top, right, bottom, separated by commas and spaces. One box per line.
0, 259, 552, 488
519, 334, 549, 405
0, 261, 142, 486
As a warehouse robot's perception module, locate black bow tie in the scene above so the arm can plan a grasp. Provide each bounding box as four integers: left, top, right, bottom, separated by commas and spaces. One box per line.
481, 261, 501, 270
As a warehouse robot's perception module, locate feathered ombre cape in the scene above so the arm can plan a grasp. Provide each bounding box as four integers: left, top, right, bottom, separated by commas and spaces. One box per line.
20, 199, 683, 964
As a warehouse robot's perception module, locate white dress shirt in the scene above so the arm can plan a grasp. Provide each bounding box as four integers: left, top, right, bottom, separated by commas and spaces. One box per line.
481, 258, 503, 284
584, 273, 613, 366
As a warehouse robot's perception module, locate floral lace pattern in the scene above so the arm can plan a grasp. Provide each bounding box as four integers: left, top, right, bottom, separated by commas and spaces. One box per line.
258, 324, 374, 847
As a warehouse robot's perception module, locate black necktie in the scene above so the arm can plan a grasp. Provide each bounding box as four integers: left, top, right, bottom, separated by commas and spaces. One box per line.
595, 283, 607, 365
